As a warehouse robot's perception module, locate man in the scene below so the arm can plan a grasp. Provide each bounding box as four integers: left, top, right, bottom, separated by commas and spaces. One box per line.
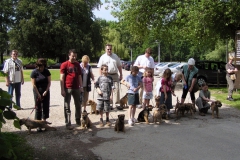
133, 48, 155, 106
181, 58, 198, 106
97, 44, 123, 108
60, 49, 83, 130
3, 50, 24, 109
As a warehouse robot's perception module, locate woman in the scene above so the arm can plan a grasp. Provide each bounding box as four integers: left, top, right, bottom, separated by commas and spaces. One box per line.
226, 55, 238, 101
31, 58, 51, 131
80, 55, 95, 112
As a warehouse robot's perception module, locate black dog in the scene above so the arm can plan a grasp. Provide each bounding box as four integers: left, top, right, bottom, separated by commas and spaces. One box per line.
137, 107, 152, 124
114, 114, 125, 133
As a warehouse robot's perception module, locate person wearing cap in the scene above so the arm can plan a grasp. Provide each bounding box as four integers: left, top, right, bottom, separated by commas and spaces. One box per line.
181, 58, 198, 106
226, 54, 238, 101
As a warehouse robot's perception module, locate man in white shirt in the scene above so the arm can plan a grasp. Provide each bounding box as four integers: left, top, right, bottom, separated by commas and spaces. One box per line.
3, 50, 24, 109
134, 48, 155, 106
97, 44, 123, 109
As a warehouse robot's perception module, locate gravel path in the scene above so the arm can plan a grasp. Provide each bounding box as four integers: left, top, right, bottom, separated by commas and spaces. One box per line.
1, 68, 240, 160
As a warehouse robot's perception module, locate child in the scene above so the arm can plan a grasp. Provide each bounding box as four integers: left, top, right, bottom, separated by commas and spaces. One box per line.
171, 72, 183, 96
196, 83, 215, 116
160, 68, 173, 118
142, 68, 154, 110
121, 66, 142, 126
95, 65, 114, 127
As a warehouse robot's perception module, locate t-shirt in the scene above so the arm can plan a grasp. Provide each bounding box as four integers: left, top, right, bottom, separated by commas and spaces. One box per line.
3, 58, 23, 83
160, 78, 172, 92
125, 74, 142, 94
60, 61, 82, 89
95, 75, 113, 100
133, 55, 155, 73
199, 90, 211, 105
225, 63, 235, 76
142, 77, 153, 92
30, 68, 51, 91
97, 53, 121, 74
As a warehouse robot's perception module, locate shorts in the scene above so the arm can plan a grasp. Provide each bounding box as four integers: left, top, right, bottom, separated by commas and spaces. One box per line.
97, 100, 110, 112
143, 91, 153, 99
128, 93, 140, 105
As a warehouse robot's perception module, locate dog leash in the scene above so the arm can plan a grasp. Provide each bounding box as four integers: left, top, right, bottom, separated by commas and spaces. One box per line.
27, 97, 42, 119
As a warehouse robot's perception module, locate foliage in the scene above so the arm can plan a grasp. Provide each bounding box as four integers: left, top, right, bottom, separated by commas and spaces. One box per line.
8, 0, 103, 60
0, 132, 33, 160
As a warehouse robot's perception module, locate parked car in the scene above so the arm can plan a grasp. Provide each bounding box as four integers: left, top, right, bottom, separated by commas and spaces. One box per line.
195, 60, 227, 86
48, 63, 61, 69
23, 62, 36, 69
154, 62, 178, 76
169, 62, 187, 74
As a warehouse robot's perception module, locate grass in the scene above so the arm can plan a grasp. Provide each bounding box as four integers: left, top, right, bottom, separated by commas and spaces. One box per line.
209, 86, 240, 109
0, 69, 60, 82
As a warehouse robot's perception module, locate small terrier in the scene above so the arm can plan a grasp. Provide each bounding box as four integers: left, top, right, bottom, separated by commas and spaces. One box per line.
153, 104, 167, 124
119, 93, 128, 109
137, 107, 152, 124
211, 100, 222, 118
87, 99, 98, 114
81, 112, 92, 129
114, 114, 125, 133
154, 95, 160, 108
19, 118, 56, 134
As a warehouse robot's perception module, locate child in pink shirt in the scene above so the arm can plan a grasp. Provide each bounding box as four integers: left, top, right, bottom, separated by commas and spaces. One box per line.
142, 68, 154, 110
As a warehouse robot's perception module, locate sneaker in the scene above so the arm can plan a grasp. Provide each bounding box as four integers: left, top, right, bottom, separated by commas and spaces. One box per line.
99, 120, 104, 127
106, 121, 111, 126
132, 118, 138, 123
66, 125, 74, 130
128, 119, 133, 126
227, 97, 234, 101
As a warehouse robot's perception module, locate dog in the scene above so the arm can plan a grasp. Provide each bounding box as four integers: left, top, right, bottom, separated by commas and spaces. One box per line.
153, 104, 167, 124
154, 95, 161, 108
184, 103, 195, 116
114, 114, 125, 133
119, 93, 128, 109
19, 118, 56, 134
81, 112, 92, 129
211, 100, 222, 118
137, 107, 152, 124
175, 97, 186, 118
87, 99, 98, 114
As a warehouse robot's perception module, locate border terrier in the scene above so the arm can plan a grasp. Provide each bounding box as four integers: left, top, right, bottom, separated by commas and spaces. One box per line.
87, 99, 98, 114
153, 104, 167, 124
137, 107, 152, 124
114, 114, 125, 133
154, 95, 161, 108
81, 112, 92, 129
19, 118, 56, 134
119, 93, 128, 109
211, 100, 222, 118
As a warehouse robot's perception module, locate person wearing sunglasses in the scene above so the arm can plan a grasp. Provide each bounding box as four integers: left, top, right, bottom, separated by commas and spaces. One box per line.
30, 58, 51, 131
3, 50, 24, 109
97, 44, 123, 109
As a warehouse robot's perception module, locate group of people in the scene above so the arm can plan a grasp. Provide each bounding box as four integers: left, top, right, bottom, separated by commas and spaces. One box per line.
2, 47, 238, 129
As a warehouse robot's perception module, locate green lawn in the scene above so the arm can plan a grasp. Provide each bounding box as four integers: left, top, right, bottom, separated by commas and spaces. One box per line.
0, 69, 60, 82
210, 87, 240, 110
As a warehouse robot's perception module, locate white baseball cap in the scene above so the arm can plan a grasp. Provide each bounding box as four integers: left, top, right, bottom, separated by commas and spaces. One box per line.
188, 58, 195, 65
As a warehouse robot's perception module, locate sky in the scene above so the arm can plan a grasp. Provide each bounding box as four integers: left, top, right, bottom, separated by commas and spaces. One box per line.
93, 1, 118, 21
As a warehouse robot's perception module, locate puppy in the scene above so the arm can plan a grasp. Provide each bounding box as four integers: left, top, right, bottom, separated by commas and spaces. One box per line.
184, 103, 194, 116
119, 93, 128, 109
175, 97, 185, 118
137, 107, 152, 124
81, 112, 92, 129
154, 95, 160, 108
153, 104, 167, 124
211, 100, 222, 118
87, 100, 97, 114
19, 118, 56, 134
114, 114, 125, 133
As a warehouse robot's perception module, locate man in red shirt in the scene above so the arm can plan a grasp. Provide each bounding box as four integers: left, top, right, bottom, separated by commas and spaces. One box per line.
60, 49, 83, 130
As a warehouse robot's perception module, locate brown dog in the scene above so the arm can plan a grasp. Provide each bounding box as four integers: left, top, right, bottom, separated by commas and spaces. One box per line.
153, 104, 167, 124
114, 114, 125, 133
119, 93, 128, 109
184, 103, 195, 116
137, 107, 152, 124
81, 112, 92, 129
211, 100, 222, 118
87, 99, 97, 114
175, 97, 185, 118
154, 95, 160, 108
19, 118, 56, 134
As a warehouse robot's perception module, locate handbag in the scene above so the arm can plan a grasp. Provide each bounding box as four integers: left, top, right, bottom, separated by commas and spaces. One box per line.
230, 74, 236, 80
192, 82, 199, 93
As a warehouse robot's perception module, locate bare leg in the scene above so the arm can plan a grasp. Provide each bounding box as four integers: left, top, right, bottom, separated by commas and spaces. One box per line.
129, 105, 133, 119
132, 105, 136, 118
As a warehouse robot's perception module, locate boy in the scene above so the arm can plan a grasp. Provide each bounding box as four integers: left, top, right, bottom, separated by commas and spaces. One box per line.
95, 65, 114, 127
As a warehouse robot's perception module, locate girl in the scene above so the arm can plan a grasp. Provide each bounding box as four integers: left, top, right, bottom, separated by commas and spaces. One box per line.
142, 68, 154, 110
121, 66, 142, 126
160, 68, 173, 118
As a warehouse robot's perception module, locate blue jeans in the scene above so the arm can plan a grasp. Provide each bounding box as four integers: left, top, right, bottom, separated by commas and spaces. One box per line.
8, 82, 21, 108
